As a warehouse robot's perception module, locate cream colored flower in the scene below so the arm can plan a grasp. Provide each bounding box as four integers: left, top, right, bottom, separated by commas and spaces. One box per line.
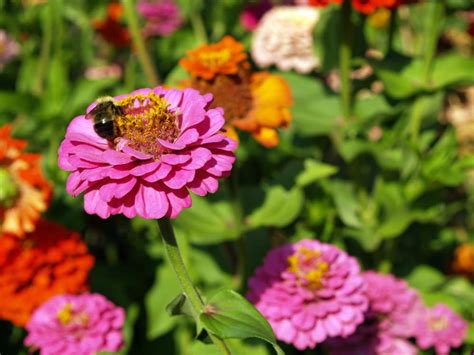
251, 6, 320, 74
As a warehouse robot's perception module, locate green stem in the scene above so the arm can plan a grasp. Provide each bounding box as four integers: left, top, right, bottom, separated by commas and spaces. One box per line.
122, 0, 160, 86
409, 95, 424, 145
32, 4, 53, 95
157, 219, 232, 355
227, 171, 246, 291
339, 0, 353, 121
190, 11, 208, 43
387, 8, 397, 54
422, 0, 444, 85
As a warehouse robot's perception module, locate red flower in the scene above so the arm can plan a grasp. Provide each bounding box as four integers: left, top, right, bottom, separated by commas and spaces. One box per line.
94, 3, 131, 48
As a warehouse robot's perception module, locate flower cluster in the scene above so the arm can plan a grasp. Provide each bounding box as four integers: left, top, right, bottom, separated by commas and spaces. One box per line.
326, 271, 423, 355
251, 6, 320, 74
305, 0, 417, 14
137, 0, 183, 36
58, 86, 236, 219
247, 239, 368, 350
0, 124, 51, 237
25, 293, 125, 355
248, 241, 468, 354
179, 36, 293, 148
0, 219, 94, 326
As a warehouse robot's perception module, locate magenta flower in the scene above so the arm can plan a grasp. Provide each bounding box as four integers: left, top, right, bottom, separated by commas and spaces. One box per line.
415, 304, 467, 355
0, 29, 20, 70
25, 293, 125, 355
247, 239, 368, 350
58, 87, 236, 219
240, 0, 272, 31
137, 0, 183, 36
326, 271, 423, 355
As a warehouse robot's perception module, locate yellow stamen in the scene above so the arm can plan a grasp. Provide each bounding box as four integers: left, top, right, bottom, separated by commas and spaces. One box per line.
57, 303, 89, 326
57, 303, 73, 325
429, 315, 449, 331
198, 49, 232, 68
115, 92, 180, 158
287, 246, 329, 290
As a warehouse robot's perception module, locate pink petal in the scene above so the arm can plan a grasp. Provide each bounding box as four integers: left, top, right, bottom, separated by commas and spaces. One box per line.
134, 184, 168, 219
162, 168, 195, 189
142, 163, 172, 182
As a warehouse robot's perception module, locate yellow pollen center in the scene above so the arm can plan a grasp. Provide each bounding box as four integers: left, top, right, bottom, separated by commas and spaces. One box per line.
287, 247, 329, 290
57, 303, 89, 326
116, 92, 180, 158
198, 49, 232, 68
429, 315, 449, 331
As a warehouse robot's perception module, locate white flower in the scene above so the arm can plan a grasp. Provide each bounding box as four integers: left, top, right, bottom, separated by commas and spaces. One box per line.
251, 6, 320, 74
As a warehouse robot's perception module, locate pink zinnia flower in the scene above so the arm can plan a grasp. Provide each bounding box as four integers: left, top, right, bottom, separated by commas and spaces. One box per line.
58, 87, 236, 219
25, 293, 125, 355
137, 0, 183, 36
326, 271, 423, 355
415, 304, 467, 355
247, 239, 368, 350
240, 0, 272, 31
0, 29, 20, 70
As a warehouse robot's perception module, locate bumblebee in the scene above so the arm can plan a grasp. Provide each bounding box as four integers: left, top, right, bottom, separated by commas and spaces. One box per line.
86, 96, 124, 141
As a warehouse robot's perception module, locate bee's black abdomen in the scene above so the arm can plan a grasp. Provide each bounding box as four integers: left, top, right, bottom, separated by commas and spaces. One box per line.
94, 119, 116, 140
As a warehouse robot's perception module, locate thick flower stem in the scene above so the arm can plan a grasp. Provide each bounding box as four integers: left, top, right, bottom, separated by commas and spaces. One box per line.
157, 218, 232, 355
339, 0, 353, 122
122, 0, 160, 86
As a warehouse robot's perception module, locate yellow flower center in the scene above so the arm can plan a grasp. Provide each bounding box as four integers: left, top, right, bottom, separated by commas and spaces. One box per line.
287, 246, 329, 290
0, 167, 19, 208
198, 49, 232, 69
428, 315, 449, 331
57, 303, 89, 326
116, 92, 180, 158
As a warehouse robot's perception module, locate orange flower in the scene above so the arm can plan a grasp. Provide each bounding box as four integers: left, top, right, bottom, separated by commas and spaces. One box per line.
179, 36, 248, 80
0, 220, 95, 326
180, 37, 292, 148
452, 243, 474, 279
0, 124, 51, 237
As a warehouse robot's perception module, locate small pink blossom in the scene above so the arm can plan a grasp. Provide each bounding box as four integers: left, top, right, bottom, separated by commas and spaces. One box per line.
326, 271, 423, 355
415, 304, 467, 355
58, 87, 236, 219
25, 293, 125, 355
247, 239, 368, 350
137, 0, 183, 36
0, 30, 20, 70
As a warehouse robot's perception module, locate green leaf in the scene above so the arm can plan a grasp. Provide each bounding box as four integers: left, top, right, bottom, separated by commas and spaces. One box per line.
407, 265, 445, 291
166, 293, 194, 318
296, 159, 338, 187
200, 290, 284, 355
431, 53, 474, 90
145, 265, 181, 339
175, 195, 239, 245
370, 53, 424, 99
188, 339, 270, 355
248, 186, 303, 228
278, 72, 341, 136
328, 180, 362, 228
